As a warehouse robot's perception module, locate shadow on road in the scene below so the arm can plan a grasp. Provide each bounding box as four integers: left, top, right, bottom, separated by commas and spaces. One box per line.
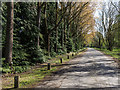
36, 48, 120, 89
53, 61, 119, 77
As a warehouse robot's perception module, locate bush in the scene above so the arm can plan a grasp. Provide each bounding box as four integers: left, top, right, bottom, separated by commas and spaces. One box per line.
12, 60, 30, 66
45, 56, 51, 60
14, 66, 30, 73
2, 58, 9, 67
33, 47, 46, 63
2, 65, 30, 74
57, 43, 66, 55
12, 41, 29, 61
2, 68, 11, 73
50, 51, 57, 57
66, 38, 75, 53
20, 61, 30, 66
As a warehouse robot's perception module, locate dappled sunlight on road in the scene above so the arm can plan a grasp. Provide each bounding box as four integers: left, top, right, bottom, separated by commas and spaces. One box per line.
37, 48, 119, 89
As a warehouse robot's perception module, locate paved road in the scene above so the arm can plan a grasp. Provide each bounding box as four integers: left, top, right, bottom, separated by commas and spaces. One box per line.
37, 48, 120, 89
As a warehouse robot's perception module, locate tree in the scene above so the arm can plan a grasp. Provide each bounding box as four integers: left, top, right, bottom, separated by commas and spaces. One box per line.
5, 1, 14, 65
55, 2, 58, 53
111, 1, 120, 48
93, 31, 104, 48
95, 2, 117, 51
1, 2, 97, 72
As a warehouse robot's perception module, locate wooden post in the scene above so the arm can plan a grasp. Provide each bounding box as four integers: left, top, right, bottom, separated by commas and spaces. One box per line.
60, 58, 62, 63
14, 76, 19, 88
48, 63, 51, 70
72, 54, 74, 56
67, 55, 69, 59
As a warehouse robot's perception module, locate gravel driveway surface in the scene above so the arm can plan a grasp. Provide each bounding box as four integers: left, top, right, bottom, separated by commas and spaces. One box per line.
37, 48, 120, 89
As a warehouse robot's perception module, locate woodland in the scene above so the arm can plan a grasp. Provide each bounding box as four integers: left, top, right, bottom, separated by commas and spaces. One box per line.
1, 1, 120, 82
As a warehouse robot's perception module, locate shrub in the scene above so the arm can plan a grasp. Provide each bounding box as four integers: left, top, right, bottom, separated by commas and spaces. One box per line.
50, 51, 57, 57
2, 67, 11, 73
14, 66, 30, 73
33, 47, 46, 63
66, 38, 75, 53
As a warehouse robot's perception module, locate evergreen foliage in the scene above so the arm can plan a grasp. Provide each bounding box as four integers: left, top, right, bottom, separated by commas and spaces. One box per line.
2, 2, 95, 73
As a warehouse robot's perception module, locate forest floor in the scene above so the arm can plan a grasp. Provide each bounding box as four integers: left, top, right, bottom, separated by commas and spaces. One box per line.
36, 48, 120, 89
2, 48, 86, 89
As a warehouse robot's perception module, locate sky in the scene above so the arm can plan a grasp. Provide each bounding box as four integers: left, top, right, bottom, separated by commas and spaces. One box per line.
94, 0, 119, 18
93, 0, 119, 37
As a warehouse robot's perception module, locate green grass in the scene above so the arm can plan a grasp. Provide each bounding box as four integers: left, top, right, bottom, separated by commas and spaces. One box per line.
19, 67, 57, 88
95, 48, 120, 60
2, 67, 57, 88
2, 48, 86, 89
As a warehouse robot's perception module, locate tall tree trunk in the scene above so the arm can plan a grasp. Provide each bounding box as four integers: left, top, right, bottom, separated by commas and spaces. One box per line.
67, 20, 69, 38
64, 17, 66, 47
48, 33, 50, 56
36, 2, 41, 48
61, 24, 64, 47
44, 3, 50, 56
117, 20, 120, 47
76, 24, 78, 50
62, 3, 66, 48
36, 2, 45, 48
99, 37, 101, 49
5, 1, 14, 65
55, 2, 58, 53
67, 3, 71, 38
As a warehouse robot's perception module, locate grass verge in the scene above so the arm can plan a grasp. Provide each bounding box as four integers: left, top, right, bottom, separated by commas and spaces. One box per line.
95, 48, 120, 60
